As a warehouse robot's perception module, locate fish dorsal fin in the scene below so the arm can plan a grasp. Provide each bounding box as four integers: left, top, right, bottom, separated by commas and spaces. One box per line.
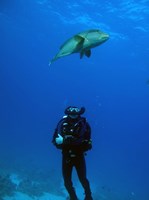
87, 29, 99, 33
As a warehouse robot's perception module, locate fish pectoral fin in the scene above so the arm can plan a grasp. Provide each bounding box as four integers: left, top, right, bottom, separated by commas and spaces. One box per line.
74, 35, 85, 50
85, 49, 91, 58
74, 35, 85, 43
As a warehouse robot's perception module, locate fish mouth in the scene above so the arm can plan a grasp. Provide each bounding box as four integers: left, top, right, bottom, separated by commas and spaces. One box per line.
103, 33, 109, 40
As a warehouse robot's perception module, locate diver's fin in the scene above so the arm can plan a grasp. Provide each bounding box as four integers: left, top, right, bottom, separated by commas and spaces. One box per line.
85, 49, 91, 57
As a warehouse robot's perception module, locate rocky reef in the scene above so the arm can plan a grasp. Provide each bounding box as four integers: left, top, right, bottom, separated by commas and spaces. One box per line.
0, 169, 65, 199
0, 174, 16, 199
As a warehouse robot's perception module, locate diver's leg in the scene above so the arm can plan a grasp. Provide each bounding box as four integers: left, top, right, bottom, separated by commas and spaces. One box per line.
62, 155, 78, 200
75, 155, 93, 200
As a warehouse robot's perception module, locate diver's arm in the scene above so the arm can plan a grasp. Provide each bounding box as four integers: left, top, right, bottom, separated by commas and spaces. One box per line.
52, 126, 64, 149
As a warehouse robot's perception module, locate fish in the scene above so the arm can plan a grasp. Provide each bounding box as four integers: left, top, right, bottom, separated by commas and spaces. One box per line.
49, 29, 109, 66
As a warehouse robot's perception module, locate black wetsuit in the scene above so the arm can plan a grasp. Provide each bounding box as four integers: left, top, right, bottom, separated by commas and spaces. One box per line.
52, 116, 93, 200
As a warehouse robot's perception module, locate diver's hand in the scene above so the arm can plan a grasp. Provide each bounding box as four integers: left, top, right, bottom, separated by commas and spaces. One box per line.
55, 134, 63, 145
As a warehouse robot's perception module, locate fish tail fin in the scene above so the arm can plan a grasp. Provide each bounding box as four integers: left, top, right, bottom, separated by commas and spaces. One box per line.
49, 61, 52, 67
48, 57, 56, 67
49, 54, 59, 67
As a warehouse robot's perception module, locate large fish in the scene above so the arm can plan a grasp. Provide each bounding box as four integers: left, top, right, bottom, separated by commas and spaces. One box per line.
49, 29, 109, 65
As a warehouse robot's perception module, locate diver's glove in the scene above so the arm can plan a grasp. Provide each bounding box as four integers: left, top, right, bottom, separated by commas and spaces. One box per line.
55, 134, 63, 145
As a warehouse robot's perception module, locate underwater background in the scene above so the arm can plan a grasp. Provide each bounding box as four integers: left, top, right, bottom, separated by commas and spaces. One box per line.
0, 0, 149, 199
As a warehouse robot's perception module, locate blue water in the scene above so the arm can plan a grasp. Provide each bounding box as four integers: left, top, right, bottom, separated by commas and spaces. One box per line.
0, 0, 149, 199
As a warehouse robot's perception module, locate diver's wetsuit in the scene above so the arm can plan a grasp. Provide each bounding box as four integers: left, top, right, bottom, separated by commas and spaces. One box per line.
52, 115, 93, 200
62, 153, 92, 200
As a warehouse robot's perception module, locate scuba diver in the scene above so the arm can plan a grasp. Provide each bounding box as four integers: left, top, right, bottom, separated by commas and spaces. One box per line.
52, 106, 93, 200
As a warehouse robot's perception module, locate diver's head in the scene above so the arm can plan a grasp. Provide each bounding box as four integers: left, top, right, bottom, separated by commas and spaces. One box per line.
64, 106, 85, 119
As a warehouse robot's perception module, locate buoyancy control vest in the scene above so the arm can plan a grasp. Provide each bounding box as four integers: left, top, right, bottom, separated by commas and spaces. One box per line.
54, 116, 92, 151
